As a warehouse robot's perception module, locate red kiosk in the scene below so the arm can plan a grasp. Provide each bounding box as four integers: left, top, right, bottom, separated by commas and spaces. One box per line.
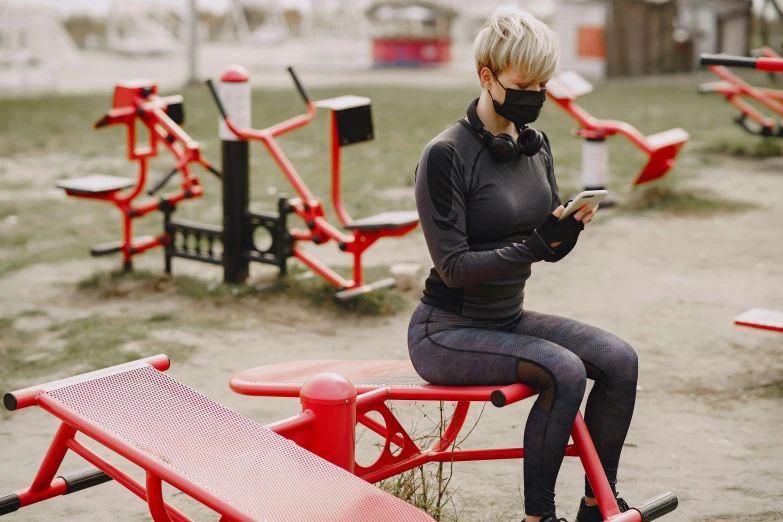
366, 1, 456, 67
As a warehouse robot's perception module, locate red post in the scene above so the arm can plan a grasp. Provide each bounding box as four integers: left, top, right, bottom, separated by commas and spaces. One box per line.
300, 372, 357, 473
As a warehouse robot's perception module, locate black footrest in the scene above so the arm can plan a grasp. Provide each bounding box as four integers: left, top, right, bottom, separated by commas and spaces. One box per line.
334, 277, 395, 301
0, 492, 20, 516
636, 491, 678, 521
61, 468, 113, 495
91, 235, 157, 257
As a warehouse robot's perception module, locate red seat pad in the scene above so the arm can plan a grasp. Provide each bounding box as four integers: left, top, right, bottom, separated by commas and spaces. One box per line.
234, 360, 427, 388
43, 364, 433, 522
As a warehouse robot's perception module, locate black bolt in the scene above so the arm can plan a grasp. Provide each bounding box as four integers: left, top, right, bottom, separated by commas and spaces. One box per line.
338, 242, 347, 251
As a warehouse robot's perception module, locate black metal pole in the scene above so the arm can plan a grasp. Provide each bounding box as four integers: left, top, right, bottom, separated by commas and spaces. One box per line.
218, 66, 252, 284
222, 139, 249, 283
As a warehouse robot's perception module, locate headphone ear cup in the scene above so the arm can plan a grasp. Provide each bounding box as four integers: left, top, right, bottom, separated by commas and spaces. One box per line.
517, 127, 545, 157
490, 134, 518, 163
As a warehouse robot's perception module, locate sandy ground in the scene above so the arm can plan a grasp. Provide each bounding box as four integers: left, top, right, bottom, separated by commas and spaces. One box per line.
1, 151, 782, 522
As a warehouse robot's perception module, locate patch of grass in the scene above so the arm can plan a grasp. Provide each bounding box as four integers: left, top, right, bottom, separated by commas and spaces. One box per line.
267, 265, 413, 316
77, 268, 163, 296
622, 185, 758, 217
758, 380, 783, 399
705, 137, 783, 158
77, 265, 414, 316
0, 312, 194, 394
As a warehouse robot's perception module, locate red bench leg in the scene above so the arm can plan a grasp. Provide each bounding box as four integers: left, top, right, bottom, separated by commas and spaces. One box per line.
571, 412, 622, 520
146, 472, 174, 522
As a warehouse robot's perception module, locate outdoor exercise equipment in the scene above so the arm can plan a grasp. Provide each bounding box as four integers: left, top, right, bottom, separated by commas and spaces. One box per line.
0, 356, 434, 521
231, 359, 680, 522
547, 70, 690, 190
204, 65, 419, 299
56, 80, 220, 271
698, 47, 783, 137
701, 52, 783, 333
56, 66, 419, 299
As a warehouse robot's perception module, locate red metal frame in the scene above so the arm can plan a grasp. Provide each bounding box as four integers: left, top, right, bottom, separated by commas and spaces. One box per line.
218, 86, 417, 290
230, 361, 678, 522
2, 357, 435, 522
60, 81, 217, 268
547, 82, 689, 186
700, 49, 783, 135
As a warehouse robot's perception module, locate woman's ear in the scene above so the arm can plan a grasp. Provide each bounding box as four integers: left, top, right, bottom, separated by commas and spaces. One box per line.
479, 67, 494, 90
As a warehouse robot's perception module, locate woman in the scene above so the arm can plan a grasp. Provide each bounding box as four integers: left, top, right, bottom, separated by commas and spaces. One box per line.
408, 7, 638, 522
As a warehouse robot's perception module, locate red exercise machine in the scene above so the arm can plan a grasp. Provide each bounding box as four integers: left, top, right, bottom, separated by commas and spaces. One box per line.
698, 47, 783, 137
547, 71, 689, 189
206, 67, 419, 299
0, 357, 434, 521
55, 80, 220, 271
231, 359, 680, 522
701, 52, 783, 333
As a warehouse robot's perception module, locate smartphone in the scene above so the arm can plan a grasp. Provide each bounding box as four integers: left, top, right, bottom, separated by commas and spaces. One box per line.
558, 190, 608, 221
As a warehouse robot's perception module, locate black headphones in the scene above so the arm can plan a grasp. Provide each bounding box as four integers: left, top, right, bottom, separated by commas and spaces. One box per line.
463, 99, 544, 162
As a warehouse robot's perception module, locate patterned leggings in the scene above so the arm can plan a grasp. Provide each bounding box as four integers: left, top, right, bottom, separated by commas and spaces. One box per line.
407, 303, 638, 518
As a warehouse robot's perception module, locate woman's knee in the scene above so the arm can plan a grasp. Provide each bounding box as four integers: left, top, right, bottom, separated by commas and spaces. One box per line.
609, 338, 638, 385
552, 350, 588, 406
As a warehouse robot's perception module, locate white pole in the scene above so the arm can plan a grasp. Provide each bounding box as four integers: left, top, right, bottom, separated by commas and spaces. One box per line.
187, 0, 198, 85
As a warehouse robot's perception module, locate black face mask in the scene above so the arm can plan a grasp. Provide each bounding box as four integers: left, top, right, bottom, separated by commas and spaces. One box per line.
489, 73, 546, 127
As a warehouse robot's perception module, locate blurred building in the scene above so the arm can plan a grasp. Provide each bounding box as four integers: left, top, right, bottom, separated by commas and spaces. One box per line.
0, 5, 80, 93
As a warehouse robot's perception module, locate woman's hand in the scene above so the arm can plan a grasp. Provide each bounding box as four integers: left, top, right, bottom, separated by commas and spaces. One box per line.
547, 204, 596, 248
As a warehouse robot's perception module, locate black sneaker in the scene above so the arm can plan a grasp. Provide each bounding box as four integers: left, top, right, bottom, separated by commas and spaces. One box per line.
574, 494, 629, 522
540, 517, 568, 522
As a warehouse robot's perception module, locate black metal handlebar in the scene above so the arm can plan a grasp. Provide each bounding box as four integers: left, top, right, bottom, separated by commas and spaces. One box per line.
287, 67, 311, 105
700, 54, 757, 68
205, 79, 228, 119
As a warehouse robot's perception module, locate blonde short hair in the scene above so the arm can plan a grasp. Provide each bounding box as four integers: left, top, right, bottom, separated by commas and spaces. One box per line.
472, 5, 559, 84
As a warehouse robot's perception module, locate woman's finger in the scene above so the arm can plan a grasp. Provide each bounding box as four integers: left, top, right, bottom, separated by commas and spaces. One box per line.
552, 205, 565, 218
573, 204, 591, 221
582, 207, 598, 224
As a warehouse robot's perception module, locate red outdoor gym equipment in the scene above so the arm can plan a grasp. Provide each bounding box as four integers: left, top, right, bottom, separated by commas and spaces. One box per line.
56, 80, 220, 271
0, 357, 434, 521
547, 71, 690, 188
701, 52, 783, 333
698, 47, 783, 137
206, 67, 420, 299
231, 359, 679, 522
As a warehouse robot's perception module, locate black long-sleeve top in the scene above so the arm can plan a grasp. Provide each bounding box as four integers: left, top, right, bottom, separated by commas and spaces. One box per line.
414, 116, 560, 319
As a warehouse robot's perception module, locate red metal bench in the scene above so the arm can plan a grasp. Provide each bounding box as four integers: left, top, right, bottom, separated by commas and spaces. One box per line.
547, 71, 689, 187
232, 360, 679, 522
0, 356, 434, 521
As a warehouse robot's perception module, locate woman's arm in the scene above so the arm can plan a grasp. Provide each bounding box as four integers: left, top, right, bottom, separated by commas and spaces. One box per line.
415, 140, 545, 289
541, 132, 562, 211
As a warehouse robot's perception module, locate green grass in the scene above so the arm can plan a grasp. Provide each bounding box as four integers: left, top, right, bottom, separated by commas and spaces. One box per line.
758, 379, 783, 399
0, 73, 776, 280
0, 310, 194, 395
704, 137, 783, 158
621, 184, 759, 217
77, 266, 414, 316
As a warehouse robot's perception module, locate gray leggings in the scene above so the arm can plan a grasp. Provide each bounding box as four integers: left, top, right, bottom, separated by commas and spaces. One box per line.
407, 303, 638, 518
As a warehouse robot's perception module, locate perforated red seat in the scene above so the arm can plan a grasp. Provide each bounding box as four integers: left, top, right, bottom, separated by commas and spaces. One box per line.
33, 362, 434, 522
231, 359, 534, 404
